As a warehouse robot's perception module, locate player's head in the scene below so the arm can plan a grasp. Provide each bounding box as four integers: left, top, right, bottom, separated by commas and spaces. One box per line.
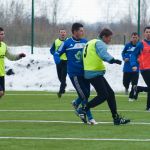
131, 32, 139, 44
99, 28, 113, 44
0, 27, 5, 42
144, 26, 150, 41
71, 23, 84, 39
59, 29, 67, 40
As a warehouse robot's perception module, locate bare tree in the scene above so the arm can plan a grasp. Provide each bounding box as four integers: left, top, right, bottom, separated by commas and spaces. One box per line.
0, 0, 5, 26
51, 0, 60, 25
141, 0, 148, 27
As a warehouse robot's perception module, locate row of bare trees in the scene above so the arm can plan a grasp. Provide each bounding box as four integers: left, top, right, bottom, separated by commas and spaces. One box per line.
0, 0, 150, 46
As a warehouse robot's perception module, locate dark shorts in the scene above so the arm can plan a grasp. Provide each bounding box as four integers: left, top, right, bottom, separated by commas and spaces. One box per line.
0, 76, 5, 91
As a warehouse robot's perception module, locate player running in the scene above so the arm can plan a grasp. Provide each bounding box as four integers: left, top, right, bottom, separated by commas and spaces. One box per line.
130, 26, 150, 111
50, 29, 68, 98
0, 27, 26, 98
53, 23, 97, 125
80, 28, 130, 125
122, 32, 139, 101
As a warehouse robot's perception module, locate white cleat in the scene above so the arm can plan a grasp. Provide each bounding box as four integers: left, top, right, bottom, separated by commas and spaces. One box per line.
128, 98, 134, 102
146, 108, 150, 112
88, 119, 98, 125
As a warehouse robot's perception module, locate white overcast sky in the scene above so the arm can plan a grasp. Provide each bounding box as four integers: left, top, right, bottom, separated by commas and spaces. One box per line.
2, 0, 150, 23
33, 0, 130, 23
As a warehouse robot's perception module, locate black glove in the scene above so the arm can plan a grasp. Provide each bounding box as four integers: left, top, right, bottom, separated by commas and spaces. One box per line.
109, 58, 122, 65
19, 53, 26, 58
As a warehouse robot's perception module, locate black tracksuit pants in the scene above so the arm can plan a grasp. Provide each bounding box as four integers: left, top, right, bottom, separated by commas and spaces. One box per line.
56, 60, 67, 94
86, 75, 117, 118
123, 72, 139, 98
138, 70, 150, 109
0, 76, 5, 91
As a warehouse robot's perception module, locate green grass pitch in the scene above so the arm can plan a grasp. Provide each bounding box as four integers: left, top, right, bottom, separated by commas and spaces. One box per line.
0, 91, 149, 150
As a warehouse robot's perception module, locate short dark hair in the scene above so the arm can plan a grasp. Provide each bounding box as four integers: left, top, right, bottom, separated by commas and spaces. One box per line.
71, 23, 83, 33
0, 27, 4, 32
99, 28, 113, 38
131, 32, 138, 36
59, 28, 66, 32
144, 26, 150, 32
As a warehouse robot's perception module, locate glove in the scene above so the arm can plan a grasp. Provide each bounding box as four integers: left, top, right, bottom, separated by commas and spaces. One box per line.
53, 53, 61, 64
19, 53, 26, 58
109, 58, 122, 65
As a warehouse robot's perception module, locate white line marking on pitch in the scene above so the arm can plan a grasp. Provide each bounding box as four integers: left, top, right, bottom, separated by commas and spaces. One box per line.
0, 136, 149, 142
0, 109, 148, 113
0, 120, 150, 125
5, 93, 146, 97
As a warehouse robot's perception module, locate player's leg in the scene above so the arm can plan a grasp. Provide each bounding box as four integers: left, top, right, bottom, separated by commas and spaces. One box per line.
0, 76, 5, 98
123, 72, 131, 95
83, 76, 130, 125
103, 77, 130, 125
59, 60, 67, 94
80, 78, 97, 125
141, 70, 150, 110
70, 76, 88, 123
0, 90, 4, 98
85, 76, 108, 110
129, 72, 139, 100
56, 61, 66, 98
70, 76, 95, 124
133, 71, 150, 101
72, 97, 82, 110
147, 92, 150, 111
56, 62, 62, 97
102, 77, 117, 117
133, 85, 149, 100
56, 62, 62, 83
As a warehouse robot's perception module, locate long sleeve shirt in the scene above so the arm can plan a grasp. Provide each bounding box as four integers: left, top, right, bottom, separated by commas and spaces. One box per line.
130, 39, 150, 71
122, 42, 139, 72
54, 37, 87, 77
84, 39, 114, 79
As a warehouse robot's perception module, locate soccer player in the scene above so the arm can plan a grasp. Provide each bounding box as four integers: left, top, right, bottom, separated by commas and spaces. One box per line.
130, 26, 150, 111
50, 29, 68, 98
0, 27, 26, 98
81, 28, 130, 125
122, 32, 139, 101
53, 23, 97, 125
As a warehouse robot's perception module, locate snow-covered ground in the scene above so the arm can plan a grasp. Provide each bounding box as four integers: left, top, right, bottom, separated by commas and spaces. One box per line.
5, 45, 146, 92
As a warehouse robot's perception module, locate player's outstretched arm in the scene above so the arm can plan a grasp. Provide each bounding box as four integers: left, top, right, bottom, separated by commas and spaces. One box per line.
6, 48, 26, 61
96, 41, 121, 65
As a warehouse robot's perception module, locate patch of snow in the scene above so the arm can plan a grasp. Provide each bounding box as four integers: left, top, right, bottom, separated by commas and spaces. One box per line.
5, 45, 146, 92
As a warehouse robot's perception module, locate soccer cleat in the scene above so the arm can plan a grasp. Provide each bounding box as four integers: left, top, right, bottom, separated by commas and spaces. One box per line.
88, 119, 98, 125
128, 98, 134, 102
71, 100, 78, 110
113, 114, 130, 125
146, 108, 150, 112
57, 92, 62, 98
133, 85, 139, 100
57, 89, 66, 98
76, 107, 87, 124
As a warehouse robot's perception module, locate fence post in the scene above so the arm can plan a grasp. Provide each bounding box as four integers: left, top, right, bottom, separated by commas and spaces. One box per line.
31, 0, 34, 54
137, 0, 141, 36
